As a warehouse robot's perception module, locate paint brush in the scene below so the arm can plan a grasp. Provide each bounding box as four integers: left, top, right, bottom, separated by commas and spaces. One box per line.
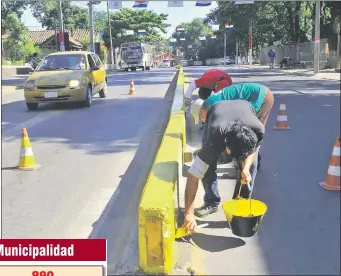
175, 223, 209, 239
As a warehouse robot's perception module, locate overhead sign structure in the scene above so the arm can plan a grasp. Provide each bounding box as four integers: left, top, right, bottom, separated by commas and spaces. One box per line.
168, 1, 184, 7
188, 45, 193, 49
133, 1, 148, 8
169, 38, 177, 42
180, 37, 186, 41
108, 0, 122, 9
225, 23, 233, 30
196, 1, 212, 6
199, 36, 206, 41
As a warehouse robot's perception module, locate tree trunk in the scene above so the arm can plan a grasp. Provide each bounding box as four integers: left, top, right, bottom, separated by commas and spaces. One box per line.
294, 1, 301, 42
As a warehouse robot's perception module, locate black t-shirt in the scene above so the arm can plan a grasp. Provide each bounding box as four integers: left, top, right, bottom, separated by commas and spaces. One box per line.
198, 100, 265, 165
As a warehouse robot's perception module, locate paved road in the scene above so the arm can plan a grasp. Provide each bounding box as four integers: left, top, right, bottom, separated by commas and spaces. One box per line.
1, 68, 177, 274
176, 66, 340, 275
2, 75, 29, 88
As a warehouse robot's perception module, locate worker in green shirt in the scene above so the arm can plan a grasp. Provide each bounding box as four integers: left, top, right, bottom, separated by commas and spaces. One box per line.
198, 82, 274, 169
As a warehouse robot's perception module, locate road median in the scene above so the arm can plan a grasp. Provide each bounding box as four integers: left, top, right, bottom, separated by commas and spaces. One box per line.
138, 68, 186, 275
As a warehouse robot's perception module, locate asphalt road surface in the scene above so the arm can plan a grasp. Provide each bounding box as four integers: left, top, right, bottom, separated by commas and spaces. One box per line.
1, 67, 177, 274
176, 65, 340, 276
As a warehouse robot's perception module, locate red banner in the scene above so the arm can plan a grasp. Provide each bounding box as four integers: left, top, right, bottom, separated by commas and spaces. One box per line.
0, 239, 106, 262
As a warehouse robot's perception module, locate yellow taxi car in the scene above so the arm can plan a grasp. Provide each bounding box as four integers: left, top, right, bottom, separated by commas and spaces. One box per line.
24, 51, 107, 110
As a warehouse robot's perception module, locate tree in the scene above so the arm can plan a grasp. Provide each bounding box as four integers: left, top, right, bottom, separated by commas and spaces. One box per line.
30, 0, 89, 30
171, 18, 213, 60
207, 0, 341, 57
102, 8, 170, 48
3, 13, 29, 61
1, 1, 28, 35
94, 10, 107, 32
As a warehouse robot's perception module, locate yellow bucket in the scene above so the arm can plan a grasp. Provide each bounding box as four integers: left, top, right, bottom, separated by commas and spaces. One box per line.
222, 197, 267, 238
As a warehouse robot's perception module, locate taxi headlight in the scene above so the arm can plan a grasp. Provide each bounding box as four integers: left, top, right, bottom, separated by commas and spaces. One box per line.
24, 80, 35, 89
69, 80, 83, 88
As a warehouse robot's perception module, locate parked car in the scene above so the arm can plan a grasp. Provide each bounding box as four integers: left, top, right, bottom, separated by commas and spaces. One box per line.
161, 59, 171, 68
24, 51, 107, 110
221, 56, 236, 65
181, 60, 189, 67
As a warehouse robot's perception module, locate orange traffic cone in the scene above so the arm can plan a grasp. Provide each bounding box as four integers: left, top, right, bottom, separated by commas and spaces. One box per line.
273, 98, 291, 130
320, 137, 340, 191
16, 128, 40, 171
128, 79, 135, 95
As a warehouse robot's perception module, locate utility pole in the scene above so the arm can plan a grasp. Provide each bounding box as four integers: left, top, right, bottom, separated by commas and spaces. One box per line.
249, 20, 252, 65
88, 1, 95, 53
224, 33, 227, 66
57, 0, 65, 52
236, 38, 239, 65
106, 1, 115, 70
314, 0, 320, 74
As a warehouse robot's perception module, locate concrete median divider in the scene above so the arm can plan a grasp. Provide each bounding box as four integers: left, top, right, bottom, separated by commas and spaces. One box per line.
138, 67, 186, 275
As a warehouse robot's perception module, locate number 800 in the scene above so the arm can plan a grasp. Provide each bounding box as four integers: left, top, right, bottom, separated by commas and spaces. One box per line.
32, 271, 54, 276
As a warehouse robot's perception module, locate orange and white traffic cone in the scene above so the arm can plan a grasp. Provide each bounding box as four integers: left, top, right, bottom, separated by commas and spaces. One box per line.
16, 128, 40, 171
273, 98, 291, 130
128, 79, 135, 95
320, 137, 340, 191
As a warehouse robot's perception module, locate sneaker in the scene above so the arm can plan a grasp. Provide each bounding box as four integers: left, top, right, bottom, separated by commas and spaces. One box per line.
194, 203, 219, 217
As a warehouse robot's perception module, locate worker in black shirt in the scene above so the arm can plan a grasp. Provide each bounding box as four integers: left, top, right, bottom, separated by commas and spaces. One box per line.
183, 100, 265, 232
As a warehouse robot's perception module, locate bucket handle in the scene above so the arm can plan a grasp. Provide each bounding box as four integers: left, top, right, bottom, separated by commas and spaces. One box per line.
238, 178, 253, 216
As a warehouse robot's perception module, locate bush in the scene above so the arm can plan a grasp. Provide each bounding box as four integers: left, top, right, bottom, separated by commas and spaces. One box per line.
2, 58, 25, 66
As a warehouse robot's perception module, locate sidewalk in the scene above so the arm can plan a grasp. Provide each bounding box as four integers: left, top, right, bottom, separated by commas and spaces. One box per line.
1, 85, 24, 93
238, 64, 340, 81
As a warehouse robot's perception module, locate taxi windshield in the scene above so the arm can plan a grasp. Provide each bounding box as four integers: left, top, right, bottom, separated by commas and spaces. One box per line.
37, 54, 87, 71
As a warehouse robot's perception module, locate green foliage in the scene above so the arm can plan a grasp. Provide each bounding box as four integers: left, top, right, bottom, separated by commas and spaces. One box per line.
30, 0, 89, 30
1, 1, 28, 34
23, 41, 41, 57
207, 1, 341, 54
94, 10, 107, 32
174, 64, 180, 69
2, 59, 25, 66
102, 8, 170, 48
3, 13, 30, 61
171, 18, 213, 60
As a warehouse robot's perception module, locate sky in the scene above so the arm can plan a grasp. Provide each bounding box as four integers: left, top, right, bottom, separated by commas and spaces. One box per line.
21, 1, 219, 38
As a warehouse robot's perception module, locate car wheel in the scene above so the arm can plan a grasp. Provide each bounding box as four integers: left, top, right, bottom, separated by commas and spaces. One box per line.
146, 66, 150, 70
26, 103, 38, 110
125, 69, 128, 72
99, 82, 107, 98
83, 86, 92, 107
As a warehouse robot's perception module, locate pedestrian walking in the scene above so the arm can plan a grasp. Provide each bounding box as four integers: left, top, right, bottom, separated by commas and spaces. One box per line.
183, 100, 265, 231
268, 49, 276, 69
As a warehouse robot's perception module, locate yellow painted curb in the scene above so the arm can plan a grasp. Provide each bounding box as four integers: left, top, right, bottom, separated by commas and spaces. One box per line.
138, 67, 186, 275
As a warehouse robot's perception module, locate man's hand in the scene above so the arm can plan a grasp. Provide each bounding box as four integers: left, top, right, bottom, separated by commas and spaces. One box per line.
183, 213, 197, 232
241, 167, 252, 184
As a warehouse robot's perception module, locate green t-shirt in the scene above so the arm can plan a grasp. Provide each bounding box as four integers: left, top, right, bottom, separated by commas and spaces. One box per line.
203, 83, 267, 113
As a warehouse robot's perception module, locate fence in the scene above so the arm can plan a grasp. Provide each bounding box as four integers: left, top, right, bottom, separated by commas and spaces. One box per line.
259, 39, 333, 69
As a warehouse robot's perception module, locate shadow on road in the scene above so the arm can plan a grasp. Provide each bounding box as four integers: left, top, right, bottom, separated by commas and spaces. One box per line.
2, 94, 171, 156
191, 233, 246, 252
85, 72, 178, 274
